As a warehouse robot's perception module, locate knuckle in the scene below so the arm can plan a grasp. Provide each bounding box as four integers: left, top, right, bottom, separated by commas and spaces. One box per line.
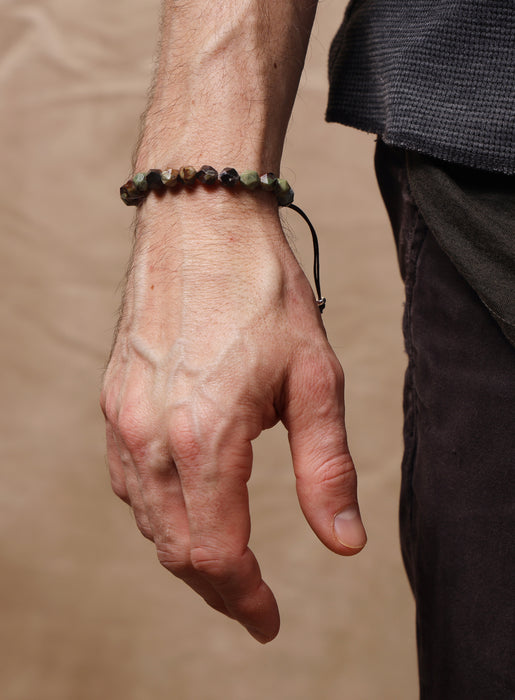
315, 454, 355, 485
135, 519, 154, 541
110, 475, 129, 502
168, 411, 202, 462
156, 546, 190, 577
99, 389, 107, 418
300, 349, 345, 397
312, 454, 358, 498
117, 406, 154, 457
314, 359, 345, 417
319, 355, 345, 393
189, 545, 237, 584
100, 390, 118, 425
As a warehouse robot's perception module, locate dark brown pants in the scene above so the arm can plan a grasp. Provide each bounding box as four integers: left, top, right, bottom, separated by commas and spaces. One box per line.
375, 141, 515, 699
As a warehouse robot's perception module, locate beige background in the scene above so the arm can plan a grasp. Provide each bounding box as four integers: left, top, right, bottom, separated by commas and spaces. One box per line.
0, 0, 418, 698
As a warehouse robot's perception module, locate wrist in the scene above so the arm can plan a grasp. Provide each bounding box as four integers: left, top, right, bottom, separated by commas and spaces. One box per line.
124, 166, 325, 313
135, 186, 283, 252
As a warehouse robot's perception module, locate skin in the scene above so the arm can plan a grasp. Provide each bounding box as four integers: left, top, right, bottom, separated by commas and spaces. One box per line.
101, 0, 367, 644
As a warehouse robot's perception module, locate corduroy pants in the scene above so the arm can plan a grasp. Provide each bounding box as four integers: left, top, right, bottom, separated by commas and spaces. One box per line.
374, 140, 515, 700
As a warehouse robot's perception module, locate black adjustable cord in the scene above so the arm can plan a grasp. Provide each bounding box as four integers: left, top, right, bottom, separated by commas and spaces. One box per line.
287, 203, 326, 313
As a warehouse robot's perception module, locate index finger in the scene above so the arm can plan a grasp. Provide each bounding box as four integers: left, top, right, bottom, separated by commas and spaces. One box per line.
172, 418, 280, 643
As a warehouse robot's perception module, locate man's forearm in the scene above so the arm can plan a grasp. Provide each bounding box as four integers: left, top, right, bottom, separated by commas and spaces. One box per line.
135, 0, 319, 173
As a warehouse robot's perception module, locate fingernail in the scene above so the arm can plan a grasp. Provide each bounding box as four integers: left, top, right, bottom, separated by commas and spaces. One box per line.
334, 507, 367, 550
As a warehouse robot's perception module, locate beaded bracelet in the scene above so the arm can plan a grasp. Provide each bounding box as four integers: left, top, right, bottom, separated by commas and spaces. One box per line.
120, 165, 326, 312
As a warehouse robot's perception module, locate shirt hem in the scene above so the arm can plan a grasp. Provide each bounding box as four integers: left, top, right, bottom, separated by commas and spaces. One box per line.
325, 108, 515, 176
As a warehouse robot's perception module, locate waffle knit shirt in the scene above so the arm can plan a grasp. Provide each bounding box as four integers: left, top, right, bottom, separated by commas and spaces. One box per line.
326, 0, 515, 174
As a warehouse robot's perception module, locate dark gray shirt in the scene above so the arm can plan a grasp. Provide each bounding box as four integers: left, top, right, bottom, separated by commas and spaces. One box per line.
326, 0, 515, 174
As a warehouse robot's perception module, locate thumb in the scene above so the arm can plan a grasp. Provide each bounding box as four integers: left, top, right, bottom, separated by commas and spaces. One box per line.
283, 354, 367, 555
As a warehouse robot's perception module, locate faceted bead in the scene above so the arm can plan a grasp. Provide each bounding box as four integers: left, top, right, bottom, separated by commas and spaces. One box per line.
179, 166, 197, 185
239, 170, 260, 190
161, 168, 180, 188
197, 165, 219, 185
260, 172, 277, 191
275, 178, 294, 206
120, 179, 144, 206
146, 169, 164, 190
219, 167, 239, 187
133, 172, 148, 192
120, 179, 138, 198
276, 188, 294, 206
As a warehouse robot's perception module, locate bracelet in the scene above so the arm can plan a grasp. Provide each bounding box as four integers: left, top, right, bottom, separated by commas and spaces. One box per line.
119, 165, 326, 312
120, 165, 296, 207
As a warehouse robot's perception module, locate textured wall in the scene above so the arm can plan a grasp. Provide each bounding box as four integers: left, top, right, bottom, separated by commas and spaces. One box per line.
0, 1, 417, 697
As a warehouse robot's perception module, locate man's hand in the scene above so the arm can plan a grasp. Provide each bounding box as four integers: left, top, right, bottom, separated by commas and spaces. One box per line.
102, 0, 366, 643
101, 191, 366, 643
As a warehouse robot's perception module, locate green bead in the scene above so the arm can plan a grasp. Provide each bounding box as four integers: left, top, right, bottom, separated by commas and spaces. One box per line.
275, 178, 291, 194
161, 168, 179, 188
239, 170, 260, 190
277, 189, 294, 206
275, 178, 294, 206
133, 172, 148, 192
260, 172, 277, 191
179, 166, 197, 185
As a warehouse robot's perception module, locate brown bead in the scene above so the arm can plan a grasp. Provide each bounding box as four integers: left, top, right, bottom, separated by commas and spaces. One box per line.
120, 179, 144, 206
120, 179, 138, 198
161, 169, 180, 188
197, 165, 218, 185
220, 167, 239, 187
179, 166, 197, 186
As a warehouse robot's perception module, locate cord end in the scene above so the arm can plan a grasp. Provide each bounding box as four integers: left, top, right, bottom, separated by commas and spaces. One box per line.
317, 297, 326, 313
